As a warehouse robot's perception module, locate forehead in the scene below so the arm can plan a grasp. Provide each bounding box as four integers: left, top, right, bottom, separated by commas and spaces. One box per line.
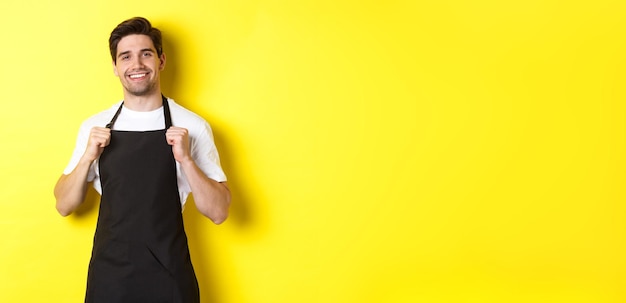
116, 34, 155, 55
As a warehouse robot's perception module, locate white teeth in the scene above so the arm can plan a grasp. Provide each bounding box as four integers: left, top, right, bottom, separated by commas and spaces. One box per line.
129, 73, 146, 79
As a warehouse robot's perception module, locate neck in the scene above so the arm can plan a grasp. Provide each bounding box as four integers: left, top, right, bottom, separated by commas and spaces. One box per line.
122, 90, 163, 111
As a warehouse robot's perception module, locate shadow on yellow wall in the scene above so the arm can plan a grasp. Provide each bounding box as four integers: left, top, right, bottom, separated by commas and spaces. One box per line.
2, 1, 626, 302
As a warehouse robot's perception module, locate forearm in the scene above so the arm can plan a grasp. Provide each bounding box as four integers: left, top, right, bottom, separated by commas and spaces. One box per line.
53, 157, 93, 216
180, 159, 231, 224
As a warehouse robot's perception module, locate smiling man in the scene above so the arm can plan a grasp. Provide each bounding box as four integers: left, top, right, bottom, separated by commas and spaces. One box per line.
53, 17, 230, 303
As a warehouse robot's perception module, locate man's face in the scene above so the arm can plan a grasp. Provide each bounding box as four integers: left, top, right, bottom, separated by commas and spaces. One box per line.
113, 34, 165, 97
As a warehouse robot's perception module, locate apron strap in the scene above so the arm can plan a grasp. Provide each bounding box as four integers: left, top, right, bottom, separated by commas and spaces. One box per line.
105, 103, 123, 129
105, 95, 172, 129
162, 95, 172, 128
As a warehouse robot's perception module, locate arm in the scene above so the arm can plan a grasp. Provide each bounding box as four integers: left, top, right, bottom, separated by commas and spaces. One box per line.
166, 126, 231, 224
54, 127, 111, 216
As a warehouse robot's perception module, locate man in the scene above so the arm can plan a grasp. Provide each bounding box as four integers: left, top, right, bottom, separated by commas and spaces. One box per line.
54, 17, 231, 303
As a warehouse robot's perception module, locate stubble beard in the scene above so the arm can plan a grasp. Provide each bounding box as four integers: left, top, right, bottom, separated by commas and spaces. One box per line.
124, 79, 157, 97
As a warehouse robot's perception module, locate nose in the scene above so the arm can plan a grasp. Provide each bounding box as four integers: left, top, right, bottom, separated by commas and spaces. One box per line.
130, 55, 145, 69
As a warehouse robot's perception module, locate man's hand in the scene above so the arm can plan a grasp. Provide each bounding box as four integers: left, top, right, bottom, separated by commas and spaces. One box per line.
166, 126, 191, 163
167, 125, 231, 224
84, 127, 111, 162
55, 126, 110, 217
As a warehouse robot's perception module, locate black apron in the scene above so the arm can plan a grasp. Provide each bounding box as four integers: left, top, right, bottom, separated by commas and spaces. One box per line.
85, 97, 200, 303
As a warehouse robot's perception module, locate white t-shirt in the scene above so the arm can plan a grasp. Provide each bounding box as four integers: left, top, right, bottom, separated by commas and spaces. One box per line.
63, 98, 227, 208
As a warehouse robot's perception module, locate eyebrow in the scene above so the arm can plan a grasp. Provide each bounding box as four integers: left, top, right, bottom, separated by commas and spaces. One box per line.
117, 48, 156, 59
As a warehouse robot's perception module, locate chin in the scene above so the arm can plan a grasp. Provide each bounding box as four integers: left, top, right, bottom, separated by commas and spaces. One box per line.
125, 85, 156, 97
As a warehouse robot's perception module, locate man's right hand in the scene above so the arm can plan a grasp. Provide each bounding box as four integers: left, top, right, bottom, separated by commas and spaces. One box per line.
55, 126, 110, 216
84, 126, 111, 162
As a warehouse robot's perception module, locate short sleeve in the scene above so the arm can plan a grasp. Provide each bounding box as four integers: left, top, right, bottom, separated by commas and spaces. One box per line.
191, 121, 227, 182
62, 123, 97, 182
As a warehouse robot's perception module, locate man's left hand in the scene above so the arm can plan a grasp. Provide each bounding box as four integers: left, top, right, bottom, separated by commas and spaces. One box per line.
166, 126, 191, 163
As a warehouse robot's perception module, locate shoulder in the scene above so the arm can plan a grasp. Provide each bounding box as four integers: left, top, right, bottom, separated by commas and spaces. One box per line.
78, 101, 123, 132
167, 99, 212, 132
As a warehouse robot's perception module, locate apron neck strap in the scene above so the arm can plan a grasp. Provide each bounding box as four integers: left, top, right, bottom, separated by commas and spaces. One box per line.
162, 95, 172, 128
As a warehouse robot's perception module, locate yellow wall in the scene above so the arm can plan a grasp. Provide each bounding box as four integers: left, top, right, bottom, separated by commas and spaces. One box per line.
1, 0, 625, 302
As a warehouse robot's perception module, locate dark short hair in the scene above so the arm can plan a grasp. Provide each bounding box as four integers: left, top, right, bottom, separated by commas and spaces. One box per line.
109, 17, 163, 63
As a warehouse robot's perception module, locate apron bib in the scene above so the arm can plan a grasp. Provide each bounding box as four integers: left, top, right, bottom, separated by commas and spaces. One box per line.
85, 97, 199, 303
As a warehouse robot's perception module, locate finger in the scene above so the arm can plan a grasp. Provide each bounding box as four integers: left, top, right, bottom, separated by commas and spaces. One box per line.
90, 133, 111, 148
166, 136, 177, 145
89, 133, 110, 143
91, 138, 107, 148
91, 127, 111, 134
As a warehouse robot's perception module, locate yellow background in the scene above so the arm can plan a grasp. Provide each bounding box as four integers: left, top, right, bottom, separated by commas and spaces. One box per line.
1, 0, 625, 302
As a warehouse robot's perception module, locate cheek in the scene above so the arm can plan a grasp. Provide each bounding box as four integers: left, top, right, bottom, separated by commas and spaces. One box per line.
114, 65, 129, 77
113, 64, 123, 77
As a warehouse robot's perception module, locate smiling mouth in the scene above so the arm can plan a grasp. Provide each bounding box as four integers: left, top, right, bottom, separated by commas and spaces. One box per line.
128, 73, 148, 80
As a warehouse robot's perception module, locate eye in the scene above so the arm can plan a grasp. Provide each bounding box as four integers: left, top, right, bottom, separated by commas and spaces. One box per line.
143, 52, 153, 57
121, 55, 130, 60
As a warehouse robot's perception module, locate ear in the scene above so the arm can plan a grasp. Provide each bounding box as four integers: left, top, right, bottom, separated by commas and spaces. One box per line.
112, 61, 119, 77
159, 53, 166, 71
